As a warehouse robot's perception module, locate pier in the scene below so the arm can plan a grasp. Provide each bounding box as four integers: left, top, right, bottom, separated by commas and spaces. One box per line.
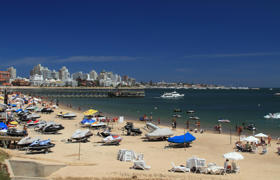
1, 86, 145, 98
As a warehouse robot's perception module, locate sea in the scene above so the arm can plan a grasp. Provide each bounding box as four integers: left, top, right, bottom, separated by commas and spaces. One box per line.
53, 88, 280, 138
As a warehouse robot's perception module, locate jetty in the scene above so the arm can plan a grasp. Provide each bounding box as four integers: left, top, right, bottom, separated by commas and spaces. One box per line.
0, 86, 145, 98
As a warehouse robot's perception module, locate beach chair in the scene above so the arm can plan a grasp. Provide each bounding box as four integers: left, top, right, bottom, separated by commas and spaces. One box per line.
170, 162, 190, 173
207, 163, 224, 175
132, 160, 151, 170
118, 149, 136, 162
186, 156, 206, 173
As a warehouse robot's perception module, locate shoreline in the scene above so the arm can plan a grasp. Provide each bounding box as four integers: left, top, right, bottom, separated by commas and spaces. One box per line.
2, 94, 280, 180
55, 97, 261, 140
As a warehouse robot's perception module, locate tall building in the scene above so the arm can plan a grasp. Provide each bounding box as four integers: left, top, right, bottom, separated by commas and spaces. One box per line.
89, 70, 98, 80
7, 66, 16, 80
59, 66, 70, 81
51, 70, 59, 80
41, 67, 52, 80
72, 71, 83, 80
30, 64, 43, 76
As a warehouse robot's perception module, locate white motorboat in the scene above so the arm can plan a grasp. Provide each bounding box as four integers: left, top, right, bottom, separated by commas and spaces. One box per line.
160, 91, 184, 99
264, 113, 280, 119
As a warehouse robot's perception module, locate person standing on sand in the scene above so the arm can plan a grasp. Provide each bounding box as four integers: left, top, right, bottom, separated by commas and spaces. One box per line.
158, 118, 160, 124
186, 120, 189, 129
172, 117, 177, 129
268, 135, 272, 146
224, 159, 229, 173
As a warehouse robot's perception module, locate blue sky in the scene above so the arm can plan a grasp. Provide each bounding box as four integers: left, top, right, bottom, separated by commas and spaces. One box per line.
0, 1, 280, 87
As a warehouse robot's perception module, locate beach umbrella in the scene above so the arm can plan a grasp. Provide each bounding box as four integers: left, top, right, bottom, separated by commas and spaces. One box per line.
223, 152, 244, 161
84, 109, 98, 116
241, 136, 260, 143
255, 133, 268, 138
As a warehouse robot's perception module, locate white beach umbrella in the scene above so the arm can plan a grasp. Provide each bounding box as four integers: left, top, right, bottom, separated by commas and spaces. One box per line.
223, 152, 244, 161
255, 133, 268, 138
241, 136, 260, 143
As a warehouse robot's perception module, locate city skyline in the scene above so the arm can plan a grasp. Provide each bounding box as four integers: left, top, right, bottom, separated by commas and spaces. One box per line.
0, 1, 280, 87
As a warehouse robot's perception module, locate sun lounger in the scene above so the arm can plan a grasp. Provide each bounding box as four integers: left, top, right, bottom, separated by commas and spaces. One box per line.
169, 162, 190, 173
132, 160, 151, 170
207, 163, 224, 175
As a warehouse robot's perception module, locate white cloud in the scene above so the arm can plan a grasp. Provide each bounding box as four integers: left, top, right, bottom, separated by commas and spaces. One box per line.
184, 52, 280, 59
56, 56, 140, 63
1, 55, 140, 67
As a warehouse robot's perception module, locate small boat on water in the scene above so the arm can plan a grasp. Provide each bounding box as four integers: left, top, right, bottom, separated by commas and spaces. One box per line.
186, 110, 195, 114
161, 91, 184, 99
189, 116, 200, 120
172, 114, 182, 118
274, 93, 280, 96
173, 108, 182, 112
264, 113, 280, 119
218, 119, 230, 123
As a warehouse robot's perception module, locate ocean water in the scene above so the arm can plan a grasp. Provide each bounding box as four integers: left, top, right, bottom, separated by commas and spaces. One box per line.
54, 89, 280, 137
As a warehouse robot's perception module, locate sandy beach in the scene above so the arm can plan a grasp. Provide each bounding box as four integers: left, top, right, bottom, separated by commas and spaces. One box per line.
1, 98, 280, 180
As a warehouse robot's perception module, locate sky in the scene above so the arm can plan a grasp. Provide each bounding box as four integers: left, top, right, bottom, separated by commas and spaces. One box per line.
0, 0, 280, 87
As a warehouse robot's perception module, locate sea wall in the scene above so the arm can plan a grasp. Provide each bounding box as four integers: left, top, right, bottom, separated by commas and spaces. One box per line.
1, 86, 145, 98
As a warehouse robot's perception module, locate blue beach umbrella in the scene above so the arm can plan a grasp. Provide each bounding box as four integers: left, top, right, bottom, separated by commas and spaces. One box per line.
168, 132, 196, 144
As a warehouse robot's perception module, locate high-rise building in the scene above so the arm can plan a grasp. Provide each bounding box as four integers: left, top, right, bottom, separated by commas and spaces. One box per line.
72, 71, 83, 80
89, 70, 98, 80
41, 67, 52, 80
7, 66, 16, 80
30, 64, 43, 76
51, 70, 59, 80
59, 66, 70, 81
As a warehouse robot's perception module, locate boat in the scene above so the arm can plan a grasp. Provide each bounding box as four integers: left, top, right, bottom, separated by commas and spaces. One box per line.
68, 129, 93, 143
245, 123, 257, 131
218, 119, 230, 123
172, 114, 182, 118
26, 139, 55, 154
264, 113, 280, 119
102, 135, 122, 145
186, 110, 195, 114
160, 91, 184, 99
189, 116, 200, 120
57, 112, 77, 119
173, 108, 182, 112
274, 93, 280, 96
145, 123, 174, 140
167, 132, 196, 146
91, 122, 107, 129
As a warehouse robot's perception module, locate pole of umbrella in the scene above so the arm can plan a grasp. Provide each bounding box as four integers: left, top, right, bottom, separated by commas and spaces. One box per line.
78, 142, 81, 160
230, 125, 232, 144
184, 129, 186, 151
